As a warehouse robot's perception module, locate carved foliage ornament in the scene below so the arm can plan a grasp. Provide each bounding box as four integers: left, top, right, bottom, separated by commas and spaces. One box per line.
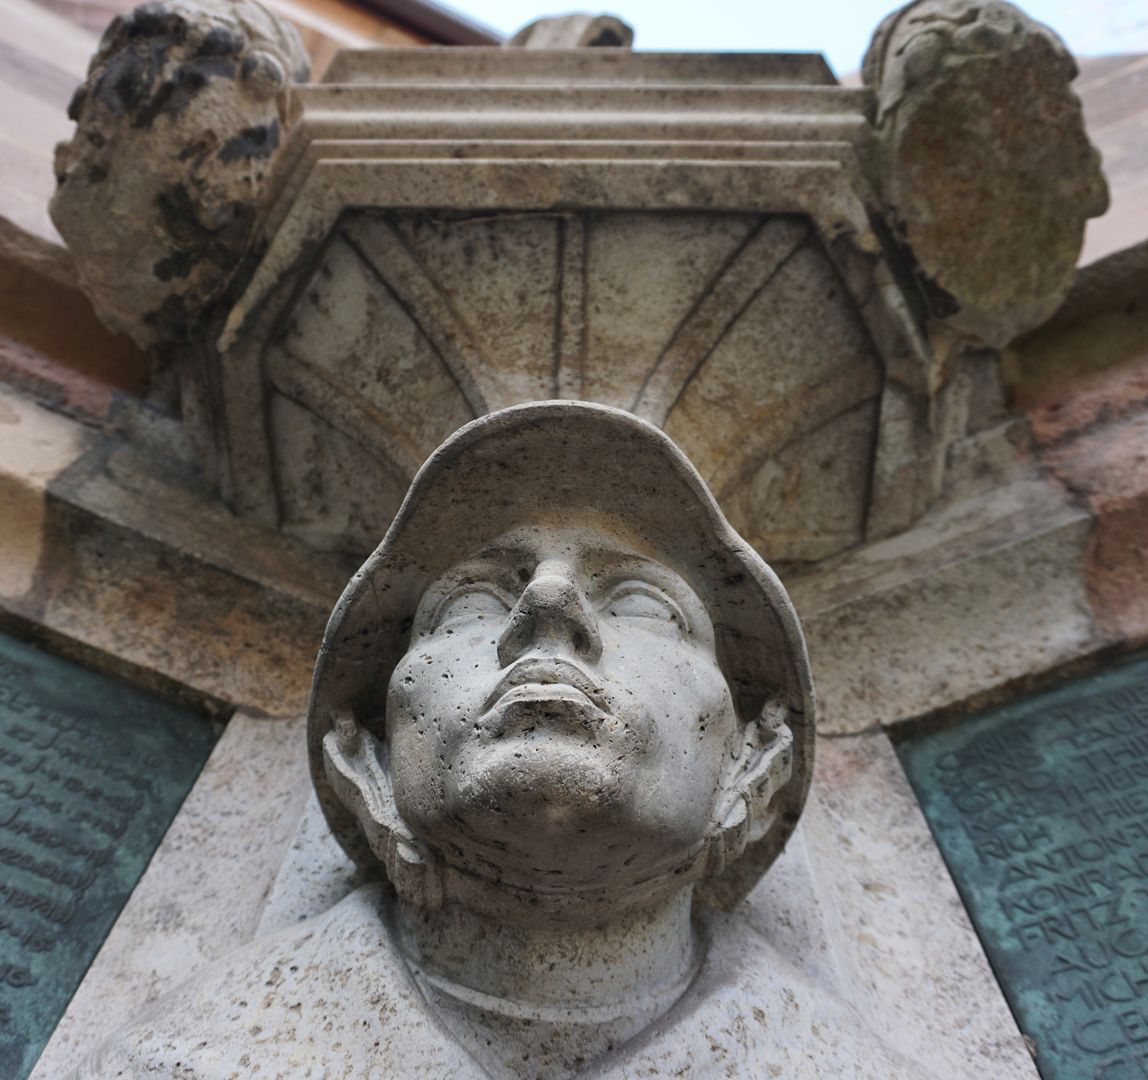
864, 0, 1109, 346
50, 0, 308, 347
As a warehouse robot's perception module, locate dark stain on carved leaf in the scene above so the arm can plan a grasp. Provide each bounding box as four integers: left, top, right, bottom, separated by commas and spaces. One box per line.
218, 121, 280, 163
196, 26, 244, 59
133, 56, 238, 129
154, 250, 200, 282
93, 45, 159, 116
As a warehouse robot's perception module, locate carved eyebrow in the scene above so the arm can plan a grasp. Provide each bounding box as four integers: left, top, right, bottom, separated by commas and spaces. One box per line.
465, 541, 537, 565
426, 582, 514, 629
587, 552, 694, 594
600, 579, 692, 632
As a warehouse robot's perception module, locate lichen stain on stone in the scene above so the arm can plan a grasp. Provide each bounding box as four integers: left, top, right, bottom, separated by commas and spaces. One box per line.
132, 56, 238, 129
49, 0, 308, 348
218, 121, 280, 163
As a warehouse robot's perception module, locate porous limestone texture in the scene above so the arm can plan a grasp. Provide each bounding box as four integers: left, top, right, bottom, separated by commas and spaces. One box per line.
864, 0, 1108, 346
793, 469, 1099, 735
70, 401, 912, 1080
0, 385, 346, 716
62, 732, 1036, 1079
47, 6, 1108, 564
247, 734, 1036, 1078
78, 883, 934, 1080
50, 0, 309, 347
206, 46, 938, 560
309, 402, 814, 916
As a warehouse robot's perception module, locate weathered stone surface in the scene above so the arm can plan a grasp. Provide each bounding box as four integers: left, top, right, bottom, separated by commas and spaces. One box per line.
45, 4, 1114, 567
78, 402, 983, 1080
864, 0, 1108, 346
50, 0, 308, 347
508, 13, 633, 49
171, 43, 957, 561
1007, 239, 1148, 427
274, 731, 1036, 1077
308, 402, 815, 918
1041, 410, 1148, 643
0, 386, 346, 717
253, 789, 368, 936
790, 470, 1100, 735
22, 12, 1131, 1076
323, 47, 836, 85
0, 387, 93, 602
55, 730, 1034, 1079
803, 732, 1036, 1077
78, 883, 938, 1078
1008, 245, 1148, 645
257, 210, 886, 566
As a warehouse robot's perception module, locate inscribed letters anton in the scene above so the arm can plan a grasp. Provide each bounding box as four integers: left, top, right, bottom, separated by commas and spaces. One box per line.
899, 653, 1148, 1080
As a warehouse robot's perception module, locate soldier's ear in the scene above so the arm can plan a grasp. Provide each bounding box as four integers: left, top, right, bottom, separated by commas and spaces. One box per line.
705, 699, 794, 877
322, 711, 443, 907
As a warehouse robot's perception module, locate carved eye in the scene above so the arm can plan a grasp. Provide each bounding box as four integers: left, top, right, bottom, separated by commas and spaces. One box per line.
431, 586, 511, 630
603, 585, 686, 635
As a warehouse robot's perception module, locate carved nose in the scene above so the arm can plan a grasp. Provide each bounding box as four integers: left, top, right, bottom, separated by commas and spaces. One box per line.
496, 561, 602, 666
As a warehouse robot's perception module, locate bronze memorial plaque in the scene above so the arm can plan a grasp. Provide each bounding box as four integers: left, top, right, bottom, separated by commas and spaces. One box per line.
898, 652, 1148, 1080
0, 632, 217, 1079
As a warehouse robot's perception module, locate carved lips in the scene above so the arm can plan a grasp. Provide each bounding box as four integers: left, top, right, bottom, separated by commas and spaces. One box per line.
483, 657, 611, 738
486, 657, 608, 711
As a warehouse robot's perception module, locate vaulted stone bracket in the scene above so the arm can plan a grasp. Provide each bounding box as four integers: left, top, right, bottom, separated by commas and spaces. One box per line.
186, 48, 944, 566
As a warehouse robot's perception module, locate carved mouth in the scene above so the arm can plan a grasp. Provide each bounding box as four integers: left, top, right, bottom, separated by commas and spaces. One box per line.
484, 657, 609, 713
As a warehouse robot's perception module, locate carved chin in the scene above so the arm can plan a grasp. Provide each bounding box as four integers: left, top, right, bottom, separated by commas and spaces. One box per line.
447, 696, 643, 817
412, 730, 648, 884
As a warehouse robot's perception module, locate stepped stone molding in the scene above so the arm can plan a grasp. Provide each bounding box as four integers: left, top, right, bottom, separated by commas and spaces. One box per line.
195, 46, 942, 564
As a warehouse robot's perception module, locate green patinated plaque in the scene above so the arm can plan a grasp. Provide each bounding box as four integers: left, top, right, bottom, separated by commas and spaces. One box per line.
898, 653, 1148, 1080
0, 632, 217, 1079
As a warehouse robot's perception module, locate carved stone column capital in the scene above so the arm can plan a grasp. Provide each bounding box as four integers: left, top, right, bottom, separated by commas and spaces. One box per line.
50, 0, 309, 348
863, 0, 1109, 346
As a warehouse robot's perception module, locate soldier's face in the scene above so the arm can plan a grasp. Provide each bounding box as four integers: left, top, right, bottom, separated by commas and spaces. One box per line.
385, 519, 740, 892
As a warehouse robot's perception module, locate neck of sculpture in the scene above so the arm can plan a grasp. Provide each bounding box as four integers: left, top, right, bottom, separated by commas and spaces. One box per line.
391, 886, 700, 1077
393, 885, 699, 1012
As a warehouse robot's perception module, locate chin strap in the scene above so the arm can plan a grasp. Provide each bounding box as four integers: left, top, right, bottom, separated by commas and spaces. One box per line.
323, 715, 444, 909
324, 701, 793, 913
705, 699, 795, 878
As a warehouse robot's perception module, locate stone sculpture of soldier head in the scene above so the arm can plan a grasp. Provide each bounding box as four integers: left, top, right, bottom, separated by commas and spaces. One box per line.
309, 402, 814, 934
87, 406, 925, 1080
